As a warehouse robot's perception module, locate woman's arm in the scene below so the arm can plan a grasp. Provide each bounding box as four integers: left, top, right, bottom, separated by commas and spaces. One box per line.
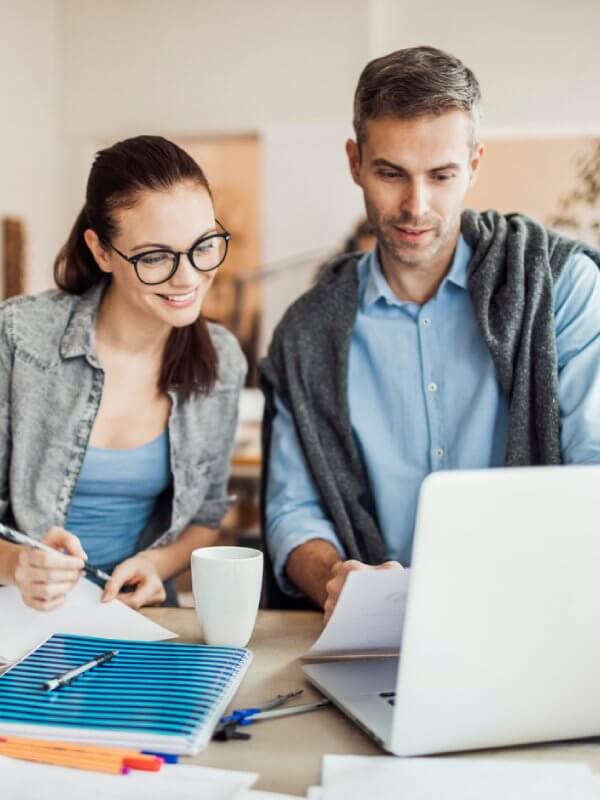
143, 523, 220, 581
0, 308, 13, 558
0, 540, 19, 584
102, 523, 219, 607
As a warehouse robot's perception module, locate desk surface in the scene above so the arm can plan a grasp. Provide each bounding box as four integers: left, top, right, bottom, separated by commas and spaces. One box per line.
144, 608, 600, 797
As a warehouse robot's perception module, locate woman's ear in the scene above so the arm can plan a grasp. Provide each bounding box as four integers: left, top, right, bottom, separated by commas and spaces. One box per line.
83, 229, 113, 274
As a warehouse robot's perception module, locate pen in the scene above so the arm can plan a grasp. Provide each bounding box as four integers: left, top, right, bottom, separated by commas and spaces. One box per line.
42, 650, 119, 691
0, 522, 112, 584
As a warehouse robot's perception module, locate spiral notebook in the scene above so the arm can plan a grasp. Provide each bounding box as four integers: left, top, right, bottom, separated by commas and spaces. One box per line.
0, 633, 252, 755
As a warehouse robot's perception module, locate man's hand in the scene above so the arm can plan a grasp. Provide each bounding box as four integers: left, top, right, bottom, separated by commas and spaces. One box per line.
13, 527, 86, 611
102, 553, 166, 608
323, 559, 402, 623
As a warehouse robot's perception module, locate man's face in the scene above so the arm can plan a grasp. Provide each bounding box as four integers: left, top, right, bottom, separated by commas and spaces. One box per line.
346, 111, 483, 272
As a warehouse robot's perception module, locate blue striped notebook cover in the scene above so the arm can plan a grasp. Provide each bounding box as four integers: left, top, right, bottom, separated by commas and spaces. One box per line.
0, 633, 252, 754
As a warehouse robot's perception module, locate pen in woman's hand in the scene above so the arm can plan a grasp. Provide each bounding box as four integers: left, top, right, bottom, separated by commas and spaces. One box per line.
0, 523, 112, 584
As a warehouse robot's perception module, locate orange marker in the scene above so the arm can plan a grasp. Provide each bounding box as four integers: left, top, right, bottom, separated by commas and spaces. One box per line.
0, 736, 162, 772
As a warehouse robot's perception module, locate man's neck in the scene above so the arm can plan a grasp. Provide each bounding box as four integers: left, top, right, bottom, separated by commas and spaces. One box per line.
378, 233, 460, 305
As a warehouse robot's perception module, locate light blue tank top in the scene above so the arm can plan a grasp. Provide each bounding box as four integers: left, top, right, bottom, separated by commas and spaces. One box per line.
65, 431, 171, 572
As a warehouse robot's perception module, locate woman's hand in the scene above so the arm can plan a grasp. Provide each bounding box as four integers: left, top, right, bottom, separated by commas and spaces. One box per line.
102, 553, 166, 608
13, 527, 86, 611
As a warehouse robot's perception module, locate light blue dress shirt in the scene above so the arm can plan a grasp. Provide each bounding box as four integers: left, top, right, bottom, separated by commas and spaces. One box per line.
266, 236, 600, 595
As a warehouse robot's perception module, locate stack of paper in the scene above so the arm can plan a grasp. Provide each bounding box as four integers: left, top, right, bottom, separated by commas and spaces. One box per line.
8, 750, 598, 799
0, 756, 315, 800
0, 756, 257, 800
318, 755, 600, 799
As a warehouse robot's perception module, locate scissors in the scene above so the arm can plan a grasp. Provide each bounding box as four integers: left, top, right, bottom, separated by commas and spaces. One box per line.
213, 689, 330, 740
220, 689, 304, 727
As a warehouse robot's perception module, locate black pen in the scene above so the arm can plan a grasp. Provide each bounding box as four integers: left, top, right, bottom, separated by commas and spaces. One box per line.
0, 522, 112, 584
43, 650, 119, 691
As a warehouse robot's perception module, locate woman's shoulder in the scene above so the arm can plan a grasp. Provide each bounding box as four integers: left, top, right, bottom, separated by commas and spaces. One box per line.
206, 321, 248, 388
0, 289, 76, 347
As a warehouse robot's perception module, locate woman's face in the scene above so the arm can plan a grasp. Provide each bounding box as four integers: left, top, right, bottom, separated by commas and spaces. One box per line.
94, 182, 221, 330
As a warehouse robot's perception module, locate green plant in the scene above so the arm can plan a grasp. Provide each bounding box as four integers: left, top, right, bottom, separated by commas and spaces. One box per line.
548, 139, 600, 246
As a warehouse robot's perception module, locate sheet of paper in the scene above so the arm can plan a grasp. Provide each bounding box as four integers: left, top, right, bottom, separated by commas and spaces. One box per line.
320, 755, 600, 800
0, 757, 256, 800
306, 569, 409, 658
0, 578, 176, 663
244, 792, 309, 800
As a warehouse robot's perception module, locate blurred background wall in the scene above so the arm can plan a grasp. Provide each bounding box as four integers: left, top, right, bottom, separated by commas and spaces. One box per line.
2, 0, 599, 346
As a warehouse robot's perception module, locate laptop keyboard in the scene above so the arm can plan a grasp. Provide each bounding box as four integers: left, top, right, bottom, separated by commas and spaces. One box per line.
379, 691, 396, 707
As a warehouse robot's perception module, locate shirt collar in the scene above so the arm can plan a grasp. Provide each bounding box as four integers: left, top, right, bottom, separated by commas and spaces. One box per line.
59, 282, 107, 362
361, 234, 472, 310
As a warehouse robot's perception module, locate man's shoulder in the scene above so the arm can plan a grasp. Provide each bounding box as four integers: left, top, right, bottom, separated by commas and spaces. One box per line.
554, 249, 600, 313
463, 208, 600, 264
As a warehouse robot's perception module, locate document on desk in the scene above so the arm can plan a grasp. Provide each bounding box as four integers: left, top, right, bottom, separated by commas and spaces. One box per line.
305, 568, 409, 660
0, 756, 257, 800
0, 578, 176, 664
320, 755, 600, 800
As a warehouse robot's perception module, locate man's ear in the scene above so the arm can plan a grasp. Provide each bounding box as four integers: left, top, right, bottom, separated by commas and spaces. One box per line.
83, 229, 113, 274
468, 142, 485, 188
345, 139, 362, 186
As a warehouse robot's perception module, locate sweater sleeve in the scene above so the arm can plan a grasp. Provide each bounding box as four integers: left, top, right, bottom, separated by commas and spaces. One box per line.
265, 390, 346, 597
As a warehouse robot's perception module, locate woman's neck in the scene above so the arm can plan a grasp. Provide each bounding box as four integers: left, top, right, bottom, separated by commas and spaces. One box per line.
95, 283, 170, 359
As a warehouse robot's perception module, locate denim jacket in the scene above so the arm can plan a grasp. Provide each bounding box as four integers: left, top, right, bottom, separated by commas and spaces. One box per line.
0, 283, 247, 550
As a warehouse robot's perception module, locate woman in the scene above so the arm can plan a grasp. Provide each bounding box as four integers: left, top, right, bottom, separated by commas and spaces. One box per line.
0, 135, 246, 610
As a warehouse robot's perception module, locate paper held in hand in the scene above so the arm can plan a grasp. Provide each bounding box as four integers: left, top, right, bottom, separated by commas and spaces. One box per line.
0, 578, 176, 665
304, 568, 410, 661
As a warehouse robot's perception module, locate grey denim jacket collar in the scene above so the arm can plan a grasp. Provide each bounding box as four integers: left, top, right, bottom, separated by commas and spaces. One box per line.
59, 282, 104, 365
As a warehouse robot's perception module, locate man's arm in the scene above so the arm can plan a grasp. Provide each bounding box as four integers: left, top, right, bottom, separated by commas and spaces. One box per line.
266, 392, 403, 614
285, 539, 342, 607
266, 391, 346, 600
555, 252, 600, 462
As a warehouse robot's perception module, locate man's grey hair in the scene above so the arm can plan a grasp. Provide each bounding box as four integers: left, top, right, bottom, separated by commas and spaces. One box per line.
353, 46, 482, 149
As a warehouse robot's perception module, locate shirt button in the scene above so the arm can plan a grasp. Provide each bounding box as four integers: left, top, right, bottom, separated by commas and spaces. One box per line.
435, 448, 445, 458
427, 382, 438, 393
422, 317, 431, 326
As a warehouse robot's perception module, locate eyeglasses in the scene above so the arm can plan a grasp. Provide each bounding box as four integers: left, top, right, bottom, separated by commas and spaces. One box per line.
110, 219, 231, 286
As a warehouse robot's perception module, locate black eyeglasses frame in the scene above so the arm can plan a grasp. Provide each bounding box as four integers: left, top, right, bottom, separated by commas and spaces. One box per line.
110, 219, 231, 286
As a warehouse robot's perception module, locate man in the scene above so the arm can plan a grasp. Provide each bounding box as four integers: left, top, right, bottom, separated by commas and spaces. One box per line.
260, 46, 600, 619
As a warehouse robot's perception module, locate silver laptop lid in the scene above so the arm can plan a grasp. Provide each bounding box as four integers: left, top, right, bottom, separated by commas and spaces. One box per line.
391, 465, 600, 756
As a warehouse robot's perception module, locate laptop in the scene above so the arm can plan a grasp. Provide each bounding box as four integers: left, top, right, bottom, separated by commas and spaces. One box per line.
303, 465, 600, 756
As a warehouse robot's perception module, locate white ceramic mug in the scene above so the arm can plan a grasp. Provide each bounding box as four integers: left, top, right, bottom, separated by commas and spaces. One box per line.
190, 546, 263, 647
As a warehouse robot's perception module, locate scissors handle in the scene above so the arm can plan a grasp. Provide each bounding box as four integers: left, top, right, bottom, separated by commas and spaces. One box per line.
220, 689, 305, 726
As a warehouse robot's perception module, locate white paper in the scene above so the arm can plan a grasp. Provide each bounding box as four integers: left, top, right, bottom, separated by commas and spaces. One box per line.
307, 569, 409, 658
306, 787, 324, 799
0, 757, 256, 800
0, 578, 176, 663
321, 755, 600, 800
244, 792, 306, 800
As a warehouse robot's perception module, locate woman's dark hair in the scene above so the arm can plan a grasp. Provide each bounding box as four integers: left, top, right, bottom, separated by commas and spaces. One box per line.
54, 135, 218, 399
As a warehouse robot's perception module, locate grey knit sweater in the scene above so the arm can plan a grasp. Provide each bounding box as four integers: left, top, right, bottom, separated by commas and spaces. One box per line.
260, 210, 600, 568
